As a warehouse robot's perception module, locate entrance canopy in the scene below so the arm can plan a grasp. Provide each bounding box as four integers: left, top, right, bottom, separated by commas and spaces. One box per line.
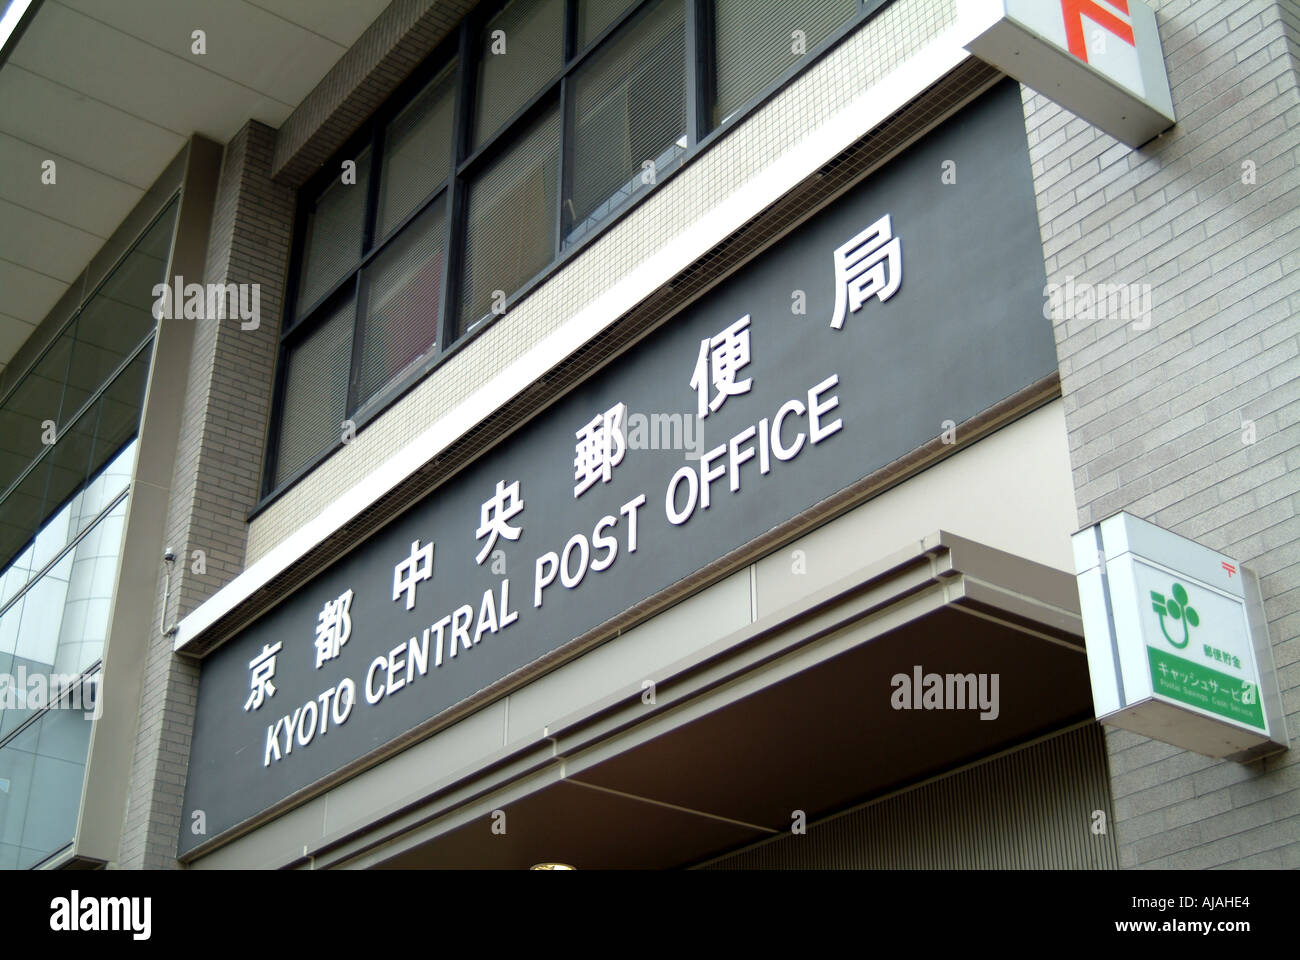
316, 533, 1092, 869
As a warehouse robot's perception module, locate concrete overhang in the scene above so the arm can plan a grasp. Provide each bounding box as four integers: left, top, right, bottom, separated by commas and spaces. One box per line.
246, 532, 1092, 870
0, 0, 390, 381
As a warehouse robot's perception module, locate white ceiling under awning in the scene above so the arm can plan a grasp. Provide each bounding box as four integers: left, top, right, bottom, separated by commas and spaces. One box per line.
0, 0, 393, 380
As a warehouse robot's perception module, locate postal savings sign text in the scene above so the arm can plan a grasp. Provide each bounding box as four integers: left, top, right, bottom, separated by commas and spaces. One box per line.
180, 80, 1053, 850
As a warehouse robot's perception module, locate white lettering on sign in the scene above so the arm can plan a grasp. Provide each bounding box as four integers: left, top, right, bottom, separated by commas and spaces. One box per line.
573, 402, 628, 498
666, 375, 842, 526
314, 589, 353, 668
248, 226, 871, 773
243, 642, 282, 712
393, 538, 435, 610
263, 677, 356, 766
690, 314, 753, 419
476, 479, 524, 564
829, 215, 902, 329
534, 495, 646, 609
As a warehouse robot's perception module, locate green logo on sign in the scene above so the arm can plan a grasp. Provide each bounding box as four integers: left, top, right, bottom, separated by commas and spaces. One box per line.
1151, 582, 1200, 649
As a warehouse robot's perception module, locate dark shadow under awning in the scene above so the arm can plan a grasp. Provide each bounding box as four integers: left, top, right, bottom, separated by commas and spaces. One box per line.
333, 533, 1093, 869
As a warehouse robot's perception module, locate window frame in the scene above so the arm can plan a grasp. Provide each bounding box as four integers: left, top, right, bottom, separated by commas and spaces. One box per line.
259, 0, 895, 509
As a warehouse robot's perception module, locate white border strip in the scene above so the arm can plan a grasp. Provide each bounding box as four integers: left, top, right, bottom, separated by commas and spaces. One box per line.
175, 24, 973, 652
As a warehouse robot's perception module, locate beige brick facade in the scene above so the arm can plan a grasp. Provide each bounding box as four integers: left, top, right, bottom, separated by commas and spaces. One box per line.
1024, 0, 1300, 868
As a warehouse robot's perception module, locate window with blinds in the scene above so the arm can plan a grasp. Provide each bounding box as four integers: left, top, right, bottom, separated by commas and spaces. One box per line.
473, 0, 564, 149
377, 61, 457, 241
565, 0, 686, 246
578, 0, 639, 48
266, 0, 883, 496
458, 108, 560, 338
272, 294, 354, 487
355, 197, 447, 412
711, 0, 858, 127
296, 150, 371, 318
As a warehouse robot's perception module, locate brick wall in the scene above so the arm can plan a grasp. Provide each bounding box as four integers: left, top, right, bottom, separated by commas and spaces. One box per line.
118, 121, 293, 868
1023, 0, 1300, 868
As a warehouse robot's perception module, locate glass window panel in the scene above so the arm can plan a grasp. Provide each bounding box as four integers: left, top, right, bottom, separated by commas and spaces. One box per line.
458, 107, 560, 338
0, 407, 35, 499
565, 0, 686, 246
0, 437, 134, 619
356, 197, 447, 412
0, 329, 74, 498
89, 348, 149, 477
30, 495, 74, 572
377, 61, 457, 240
0, 458, 48, 575
0, 723, 38, 849
578, 0, 638, 48
13, 552, 71, 671
0, 594, 23, 679
0, 482, 126, 748
0, 703, 93, 869
40, 405, 95, 537
35, 329, 78, 426
1, 552, 73, 741
0, 544, 33, 610
76, 438, 135, 525
130, 196, 179, 262
61, 296, 152, 424
711, 0, 858, 127
296, 150, 372, 317
23, 729, 90, 865
61, 200, 174, 419
53, 497, 126, 677
273, 295, 354, 487
473, 0, 564, 148
0, 198, 170, 558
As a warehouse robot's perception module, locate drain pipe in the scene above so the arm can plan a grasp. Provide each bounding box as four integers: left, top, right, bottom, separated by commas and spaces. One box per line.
161, 547, 178, 639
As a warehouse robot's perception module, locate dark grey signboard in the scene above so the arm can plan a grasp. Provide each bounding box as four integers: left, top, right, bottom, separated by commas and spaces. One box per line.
180, 79, 1054, 853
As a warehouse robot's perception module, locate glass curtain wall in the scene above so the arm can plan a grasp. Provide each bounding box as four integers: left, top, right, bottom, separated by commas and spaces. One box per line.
0, 194, 177, 868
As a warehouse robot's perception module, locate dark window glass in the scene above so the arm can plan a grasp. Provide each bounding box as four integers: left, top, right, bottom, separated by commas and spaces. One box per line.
0, 348, 149, 578
65, 200, 173, 425
355, 197, 447, 411
296, 151, 372, 317
0, 331, 71, 496
377, 61, 457, 240
458, 107, 560, 337
565, 0, 686, 246
578, 0, 638, 48
0, 407, 30, 497
92, 198, 175, 314
62, 268, 155, 425
41, 403, 96, 528
711, 0, 858, 127
473, 0, 564, 148
89, 348, 149, 471
273, 295, 354, 486
0, 195, 171, 571
0, 459, 48, 574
